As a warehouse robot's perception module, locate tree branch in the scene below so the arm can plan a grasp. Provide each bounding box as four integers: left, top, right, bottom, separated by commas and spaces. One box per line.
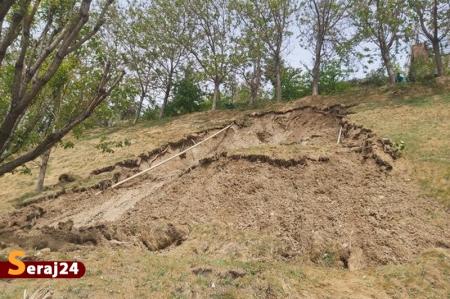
0, 66, 124, 176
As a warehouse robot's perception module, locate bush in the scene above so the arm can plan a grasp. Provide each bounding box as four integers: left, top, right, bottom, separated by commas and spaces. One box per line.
277, 63, 352, 99
362, 68, 388, 86
408, 57, 435, 83
165, 71, 203, 117
319, 61, 351, 94
142, 106, 161, 120
281, 67, 311, 101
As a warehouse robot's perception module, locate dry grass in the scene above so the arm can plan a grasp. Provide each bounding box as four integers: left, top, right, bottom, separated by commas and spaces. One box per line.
0, 241, 449, 298
349, 92, 450, 207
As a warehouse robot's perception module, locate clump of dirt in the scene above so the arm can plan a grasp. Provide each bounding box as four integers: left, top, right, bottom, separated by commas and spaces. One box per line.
136, 221, 190, 251
58, 173, 78, 184
0, 104, 448, 269
197, 153, 311, 169
0, 205, 46, 229
115, 159, 140, 169
0, 219, 107, 251
91, 165, 115, 175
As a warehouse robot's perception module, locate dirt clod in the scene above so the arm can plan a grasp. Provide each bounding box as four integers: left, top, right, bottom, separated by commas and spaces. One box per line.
139, 222, 189, 251
221, 269, 247, 279
192, 267, 213, 276
57, 220, 74, 231
91, 165, 116, 175
58, 173, 77, 184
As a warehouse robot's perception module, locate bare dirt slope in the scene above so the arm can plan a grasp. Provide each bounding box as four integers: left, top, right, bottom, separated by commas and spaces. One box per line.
0, 104, 448, 280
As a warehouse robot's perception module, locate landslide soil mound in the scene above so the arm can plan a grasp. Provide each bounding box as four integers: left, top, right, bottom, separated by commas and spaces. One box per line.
0, 105, 448, 269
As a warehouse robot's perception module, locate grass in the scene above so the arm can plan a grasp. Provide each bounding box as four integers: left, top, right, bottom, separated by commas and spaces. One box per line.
349, 92, 450, 207
0, 245, 449, 298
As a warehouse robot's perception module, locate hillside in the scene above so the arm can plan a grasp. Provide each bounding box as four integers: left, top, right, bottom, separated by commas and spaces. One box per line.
0, 84, 449, 298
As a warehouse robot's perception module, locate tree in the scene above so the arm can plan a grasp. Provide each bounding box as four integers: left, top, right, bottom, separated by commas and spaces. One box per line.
249, 0, 294, 101
183, 0, 236, 110
148, 0, 188, 118
34, 58, 75, 192
298, 0, 351, 95
34, 50, 116, 191
352, 0, 408, 85
0, 0, 123, 176
110, 3, 155, 124
114, 1, 190, 120
231, 0, 268, 105
409, 0, 450, 76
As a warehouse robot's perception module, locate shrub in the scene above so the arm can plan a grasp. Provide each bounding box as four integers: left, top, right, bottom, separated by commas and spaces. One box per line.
281, 67, 311, 100
319, 61, 351, 94
408, 57, 435, 83
142, 106, 161, 120
362, 68, 388, 86
165, 71, 203, 117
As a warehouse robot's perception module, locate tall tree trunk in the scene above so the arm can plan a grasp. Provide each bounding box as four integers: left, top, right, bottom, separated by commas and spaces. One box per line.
311, 60, 320, 96
312, 35, 323, 96
250, 61, 262, 105
36, 149, 51, 192
134, 91, 145, 125
159, 75, 173, 119
231, 82, 238, 104
431, 39, 444, 76
381, 48, 396, 85
250, 82, 258, 105
431, 0, 443, 76
212, 79, 220, 110
386, 64, 396, 85
274, 55, 282, 101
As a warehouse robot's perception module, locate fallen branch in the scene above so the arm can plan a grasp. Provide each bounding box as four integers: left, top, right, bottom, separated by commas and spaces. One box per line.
96, 124, 233, 195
